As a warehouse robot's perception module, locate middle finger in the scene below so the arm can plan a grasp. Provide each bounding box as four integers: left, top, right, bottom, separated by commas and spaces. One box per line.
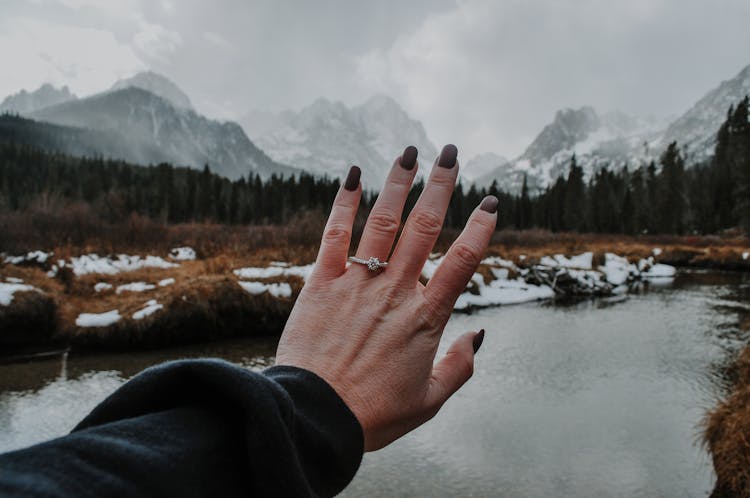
388, 144, 459, 283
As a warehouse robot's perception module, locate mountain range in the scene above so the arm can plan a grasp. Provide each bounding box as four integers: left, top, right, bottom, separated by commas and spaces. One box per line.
241, 95, 438, 187
476, 63, 750, 191
1, 73, 297, 180
2, 62, 749, 191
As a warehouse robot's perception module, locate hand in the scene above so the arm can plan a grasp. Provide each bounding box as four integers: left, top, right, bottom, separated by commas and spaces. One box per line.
275, 144, 498, 451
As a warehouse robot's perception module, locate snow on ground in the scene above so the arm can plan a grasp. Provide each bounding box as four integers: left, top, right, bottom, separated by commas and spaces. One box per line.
233, 264, 315, 280
539, 252, 593, 269
3, 251, 51, 265
94, 282, 113, 293
598, 253, 637, 286
743, 252, 749, 260
116, 282, 156, 294
169, 247, 196, 261
133, 300, 163, 320
642, 263, 677, 278
5, 277, 24, 283
238, 281, 293, 298
66, 254, 178, 276
0, 283, 39, 306
75, 310, 121, 328
158, 278, 175, 287
653, 248, 663, 256
455, 277, 555, 310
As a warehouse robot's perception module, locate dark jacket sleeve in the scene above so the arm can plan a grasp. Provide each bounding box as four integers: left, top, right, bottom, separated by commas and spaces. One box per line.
0, 359, 364, 498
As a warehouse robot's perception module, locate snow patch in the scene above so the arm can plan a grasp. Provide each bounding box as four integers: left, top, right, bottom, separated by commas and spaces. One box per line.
653, 248, 663, 256
0, 283, 39, 306
233, 264, 314, 280
4, 251, 51, 265
743, 251, 749, 260
94, 282, 113, 293
5, 277, 24, 283
238, 281, 293, 298
169, 247, 196, 261
158, 278, 175, 287
116, 282, 156, 294
67, 254, 178, 276
132, 300, 163, 320
539, 252, 593, 269
76, 310, 121, 328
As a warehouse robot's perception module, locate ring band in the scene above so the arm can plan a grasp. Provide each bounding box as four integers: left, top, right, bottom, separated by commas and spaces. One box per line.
348, 256, 388, 271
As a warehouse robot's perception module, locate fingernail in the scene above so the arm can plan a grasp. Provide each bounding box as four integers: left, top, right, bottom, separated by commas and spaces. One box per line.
400, 145, 418, 170
344, 165, 361, 191
438, 144, 458, 169
479, 195, 499, 214
473, 329, 485, 354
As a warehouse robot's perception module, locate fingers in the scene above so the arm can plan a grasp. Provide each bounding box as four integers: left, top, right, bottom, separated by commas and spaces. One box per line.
312, 166, 362, 281
424, 196, 498, 313
354, 146, 419, 265
425, 330, 482, 411
389, 144, 459, 281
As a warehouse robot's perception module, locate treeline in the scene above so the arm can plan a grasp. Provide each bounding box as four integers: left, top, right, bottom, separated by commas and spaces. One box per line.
0, 144, 342, 225
1, 97, 749, 235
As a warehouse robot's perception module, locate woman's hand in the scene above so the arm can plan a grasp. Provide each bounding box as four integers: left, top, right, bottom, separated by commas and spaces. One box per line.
275, 144, 498, 451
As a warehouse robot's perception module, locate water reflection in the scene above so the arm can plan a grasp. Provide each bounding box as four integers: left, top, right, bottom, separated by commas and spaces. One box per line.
0, 271, 749, 497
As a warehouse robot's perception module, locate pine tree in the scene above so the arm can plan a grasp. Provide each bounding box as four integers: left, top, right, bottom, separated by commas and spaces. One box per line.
563, 154, 586, 231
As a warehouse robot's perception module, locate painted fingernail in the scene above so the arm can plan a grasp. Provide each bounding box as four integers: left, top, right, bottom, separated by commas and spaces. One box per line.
400, 145, 418, 170
344, 165, 361, 191
473, 329, 485, 354
438, 144, 458, 169
480, 195, 499, 214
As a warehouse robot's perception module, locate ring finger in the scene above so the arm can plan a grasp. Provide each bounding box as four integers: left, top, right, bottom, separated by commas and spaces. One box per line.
353, 146, 419, 268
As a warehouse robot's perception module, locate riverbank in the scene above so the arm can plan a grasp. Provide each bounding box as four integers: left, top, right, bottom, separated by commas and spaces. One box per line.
705, 335, 750, 497
2, 233, 746, 354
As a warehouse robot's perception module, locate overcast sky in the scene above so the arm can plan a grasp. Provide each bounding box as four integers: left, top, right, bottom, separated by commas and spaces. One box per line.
3, 0, 750, 159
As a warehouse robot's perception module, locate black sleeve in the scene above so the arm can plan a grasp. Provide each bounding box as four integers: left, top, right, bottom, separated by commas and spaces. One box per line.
0, 359, 364, 498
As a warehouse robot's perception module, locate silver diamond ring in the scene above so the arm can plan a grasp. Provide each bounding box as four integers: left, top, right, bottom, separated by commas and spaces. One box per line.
348, 256, 388, 271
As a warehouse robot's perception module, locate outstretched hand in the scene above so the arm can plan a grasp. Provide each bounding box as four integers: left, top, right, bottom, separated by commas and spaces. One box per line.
275, 144, 498, 451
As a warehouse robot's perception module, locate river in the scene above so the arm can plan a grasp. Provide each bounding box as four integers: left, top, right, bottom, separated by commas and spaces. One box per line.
1, 271, 749, 497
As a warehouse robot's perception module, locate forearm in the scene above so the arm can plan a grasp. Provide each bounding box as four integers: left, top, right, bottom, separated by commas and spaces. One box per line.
0, 360, 364, 498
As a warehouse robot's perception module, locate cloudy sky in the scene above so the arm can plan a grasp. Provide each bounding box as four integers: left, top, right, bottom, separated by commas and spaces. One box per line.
2, 0, 750, 160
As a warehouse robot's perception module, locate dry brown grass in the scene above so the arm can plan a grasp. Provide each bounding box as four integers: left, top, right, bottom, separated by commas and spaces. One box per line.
2, 229, 750, 353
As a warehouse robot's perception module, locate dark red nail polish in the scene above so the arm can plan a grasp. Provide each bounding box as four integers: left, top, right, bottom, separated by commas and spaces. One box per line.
344, 166, 361, 191
473, 329, 485, 354
400, 145, 418, 170
480, 195, 499, 214
438, 144, 458, 169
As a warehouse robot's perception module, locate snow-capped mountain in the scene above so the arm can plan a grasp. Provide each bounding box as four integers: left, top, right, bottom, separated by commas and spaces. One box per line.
111, 71, 193, 111
659, 63, 750, 163
462, 152, 509, 183
476, 107, 665, 192
478, 62, 750, 192
0, 84, 77, 114
241, 95, 438, 188
30, 86, 298, 180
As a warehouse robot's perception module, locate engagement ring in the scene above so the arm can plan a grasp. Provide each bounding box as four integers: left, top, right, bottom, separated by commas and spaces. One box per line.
348, 256, 388, 271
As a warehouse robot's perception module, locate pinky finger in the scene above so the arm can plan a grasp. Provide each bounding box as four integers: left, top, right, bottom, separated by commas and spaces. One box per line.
312, 166, 362, 281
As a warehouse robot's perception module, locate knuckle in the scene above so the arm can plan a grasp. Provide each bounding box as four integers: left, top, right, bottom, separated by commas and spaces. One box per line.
322, 224, 351, 244
366, 210, 400, 238
450, 242, 481, 273
409, 210, 443, 239
429, 172, 456, 190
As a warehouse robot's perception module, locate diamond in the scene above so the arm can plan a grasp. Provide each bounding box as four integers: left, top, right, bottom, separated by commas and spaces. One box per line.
367, 257, 381, 271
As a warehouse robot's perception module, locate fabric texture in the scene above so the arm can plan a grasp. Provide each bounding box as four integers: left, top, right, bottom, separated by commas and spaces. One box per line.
0, 359, 364, 497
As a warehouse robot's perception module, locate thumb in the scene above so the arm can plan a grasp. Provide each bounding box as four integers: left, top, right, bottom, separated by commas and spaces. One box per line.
425, 330, 484, 412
